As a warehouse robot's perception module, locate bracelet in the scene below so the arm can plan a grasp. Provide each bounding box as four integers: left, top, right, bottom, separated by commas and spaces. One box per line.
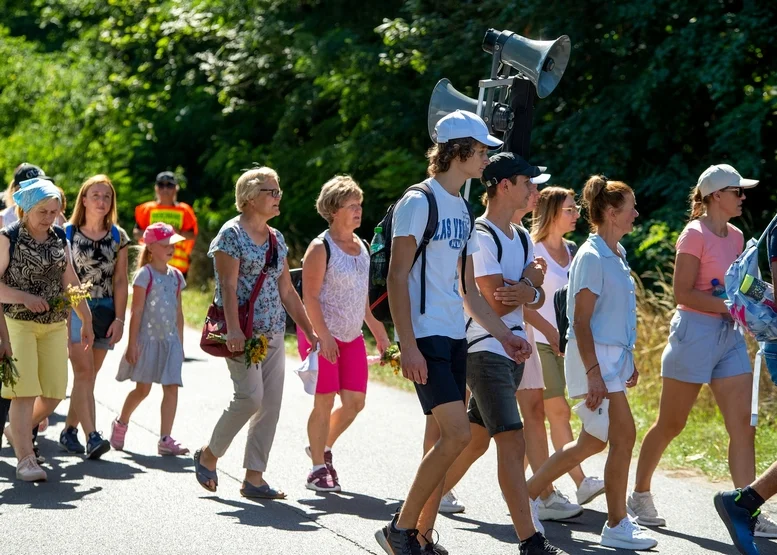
586, 363, 600, 375
115, 318, 125, 324
521, 276, 535, 288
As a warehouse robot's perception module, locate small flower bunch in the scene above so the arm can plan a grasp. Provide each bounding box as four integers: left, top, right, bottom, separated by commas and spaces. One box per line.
0, 354, 19, 392
49, 282, 92, 312
380, 344, 402, 375
206, 333, 269, 367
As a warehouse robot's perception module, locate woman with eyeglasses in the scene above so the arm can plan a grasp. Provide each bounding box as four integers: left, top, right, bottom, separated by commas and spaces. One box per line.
133, 171, 198, 279
529, 187, 605, 507
298, 175, 390, 492
629, 165, 777, 536
194, 167, 318, 499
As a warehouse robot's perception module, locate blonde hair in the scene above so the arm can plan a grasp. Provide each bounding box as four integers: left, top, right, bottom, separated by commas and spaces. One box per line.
689, 186, 710, 220
235, 167, 280, 212
531, 186, 576, 243
4, 179, 18, 208
581, 175, 633, 231
136, 245, 152, 272
315, 175, 363, 224
70, 174, 117, 229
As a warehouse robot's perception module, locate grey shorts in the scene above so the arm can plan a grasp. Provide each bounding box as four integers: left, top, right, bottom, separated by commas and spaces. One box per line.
661, 310, 750, 384
467, 351, 524, 436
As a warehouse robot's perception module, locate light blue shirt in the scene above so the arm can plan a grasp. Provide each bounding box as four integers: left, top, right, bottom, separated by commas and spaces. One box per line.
567, 234, 637, 380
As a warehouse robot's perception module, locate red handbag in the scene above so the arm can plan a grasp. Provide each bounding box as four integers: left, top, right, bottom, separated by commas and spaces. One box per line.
200, 229, 278, 357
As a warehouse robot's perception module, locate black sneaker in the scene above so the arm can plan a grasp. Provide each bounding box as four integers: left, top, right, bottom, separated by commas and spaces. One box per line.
86, 431, 111, 460
33, 446, 45, 464
375, 513, 423, 555
59, 426, 86, 454
421, 529, 448, 555
520, 532, 568, 554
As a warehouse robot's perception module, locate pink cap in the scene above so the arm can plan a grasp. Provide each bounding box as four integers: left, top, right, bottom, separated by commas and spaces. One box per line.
143, 222, 185, 246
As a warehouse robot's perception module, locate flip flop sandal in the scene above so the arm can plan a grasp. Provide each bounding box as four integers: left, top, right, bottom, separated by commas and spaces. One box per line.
240, 480, 287, 500
193, 448, 218, 492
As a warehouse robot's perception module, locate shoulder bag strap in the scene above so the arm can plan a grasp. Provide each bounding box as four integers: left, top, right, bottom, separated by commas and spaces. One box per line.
243, 229, 278, 332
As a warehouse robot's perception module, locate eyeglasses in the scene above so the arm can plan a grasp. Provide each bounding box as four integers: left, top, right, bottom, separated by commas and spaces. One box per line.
341, 203, 362, 211
561, 205, 581, 214
156, 181, 177, 189
721, 187, 744, 198
259, 188, 283, 199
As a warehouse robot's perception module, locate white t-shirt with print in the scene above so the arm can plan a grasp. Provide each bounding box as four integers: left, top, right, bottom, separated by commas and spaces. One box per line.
467, 219, 532, 358
391, 178, 478, 340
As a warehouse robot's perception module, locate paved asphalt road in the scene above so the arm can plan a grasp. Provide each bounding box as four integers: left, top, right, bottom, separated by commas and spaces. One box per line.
1, 328, 776, 554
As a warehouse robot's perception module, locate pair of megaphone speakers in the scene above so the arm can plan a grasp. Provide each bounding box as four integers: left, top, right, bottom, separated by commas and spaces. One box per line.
428, 28, 571, 143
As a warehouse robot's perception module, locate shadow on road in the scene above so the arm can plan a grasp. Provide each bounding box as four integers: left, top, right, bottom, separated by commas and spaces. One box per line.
0, 459, 103, 510
298, 491, 401, 521
122, 451, 194, 473
204, 496, 322, 532
652, 525, 770, 554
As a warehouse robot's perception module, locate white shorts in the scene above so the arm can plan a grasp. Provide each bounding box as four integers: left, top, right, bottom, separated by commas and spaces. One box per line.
518, 325, 545, 390
565, 338, 632, 399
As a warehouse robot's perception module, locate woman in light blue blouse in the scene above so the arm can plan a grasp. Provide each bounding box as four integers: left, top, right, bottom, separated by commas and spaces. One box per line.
525, 175, 657, 551
193, 167, 318, 499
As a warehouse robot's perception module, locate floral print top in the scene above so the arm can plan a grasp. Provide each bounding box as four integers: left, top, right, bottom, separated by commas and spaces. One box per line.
69, 225, 131, 299
208, 217, 288, 334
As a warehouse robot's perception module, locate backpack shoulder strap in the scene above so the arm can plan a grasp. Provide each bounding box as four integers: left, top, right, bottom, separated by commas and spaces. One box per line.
476, 220, 502, 263
512, 223, 529, 267
52, 225, 67, 247
111, 224, 121, 252
64, 223, 75, 243
565, 238, 578, 260
5, 220, 21, 260
404, 181, 438, 315
145, 265, 154, 297
459, 198, 475, 295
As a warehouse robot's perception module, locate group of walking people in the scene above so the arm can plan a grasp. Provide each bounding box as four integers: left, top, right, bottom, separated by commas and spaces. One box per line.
0, 166, 198, 480
2, 107, 774, 555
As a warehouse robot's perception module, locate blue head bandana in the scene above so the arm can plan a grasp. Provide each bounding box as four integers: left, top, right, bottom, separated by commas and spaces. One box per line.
13, 178, 62, 212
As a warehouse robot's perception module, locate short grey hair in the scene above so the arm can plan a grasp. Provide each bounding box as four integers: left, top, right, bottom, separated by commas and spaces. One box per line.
316, 175, 363, 224
235, 167, 280, 212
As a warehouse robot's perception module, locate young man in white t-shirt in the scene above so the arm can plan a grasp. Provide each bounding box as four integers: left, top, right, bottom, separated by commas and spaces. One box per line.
439, 153, 567, 555
375, 111, 532, 555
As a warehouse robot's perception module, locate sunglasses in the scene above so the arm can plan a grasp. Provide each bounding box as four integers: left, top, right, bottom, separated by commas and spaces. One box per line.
259, 188, 283, 199
721, 187, 744, 198
561, 205, 581, 214
156, 181, 177, 189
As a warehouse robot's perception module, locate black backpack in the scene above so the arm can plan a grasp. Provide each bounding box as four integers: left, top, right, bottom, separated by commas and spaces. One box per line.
368, 181, 474, 323
465, 219, 531, 348
552, 239, 579, 354
5, 220, 67, 260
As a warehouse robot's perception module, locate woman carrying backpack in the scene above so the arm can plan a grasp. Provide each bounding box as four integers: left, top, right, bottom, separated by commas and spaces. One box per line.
59, 175, 129, 458
530, 186, 605, 507
0, 178, 94, 481
630, 165, 777, 537
298, 175, 389, 492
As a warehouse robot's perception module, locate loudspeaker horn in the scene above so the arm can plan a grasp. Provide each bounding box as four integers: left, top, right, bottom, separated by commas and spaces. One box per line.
482, 29, 571, 98
427, 78, 481, 142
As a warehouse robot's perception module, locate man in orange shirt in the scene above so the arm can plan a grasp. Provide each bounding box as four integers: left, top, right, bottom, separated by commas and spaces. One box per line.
134, 171, 198, 278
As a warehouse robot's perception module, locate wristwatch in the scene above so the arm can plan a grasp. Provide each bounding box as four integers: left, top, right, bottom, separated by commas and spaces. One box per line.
530, 287, 541, 305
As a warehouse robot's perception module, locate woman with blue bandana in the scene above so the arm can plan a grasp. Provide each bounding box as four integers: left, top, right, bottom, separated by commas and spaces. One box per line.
0, 178, 94, 481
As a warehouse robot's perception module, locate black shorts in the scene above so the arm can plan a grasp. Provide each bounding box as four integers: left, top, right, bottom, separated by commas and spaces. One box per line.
405, 336, 468, 415
467, 351, 525, 436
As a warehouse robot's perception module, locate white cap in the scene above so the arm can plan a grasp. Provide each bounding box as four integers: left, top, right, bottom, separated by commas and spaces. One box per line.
697, 164, 758, 197
434, 110, 503, 148
531, 167, 551, 185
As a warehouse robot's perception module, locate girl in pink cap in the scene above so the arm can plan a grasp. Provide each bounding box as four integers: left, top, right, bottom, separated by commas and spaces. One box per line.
111, 222, 189, 456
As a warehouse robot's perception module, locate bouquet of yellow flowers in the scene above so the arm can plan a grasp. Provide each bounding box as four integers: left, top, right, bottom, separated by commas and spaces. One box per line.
380, 344, 402, 375
206, 333, 269, 367
48, 282, 92, 312
0, 354, 19, 393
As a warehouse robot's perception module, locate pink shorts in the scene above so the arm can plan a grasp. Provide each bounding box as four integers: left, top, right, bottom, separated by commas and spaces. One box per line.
297, 330, 368, 395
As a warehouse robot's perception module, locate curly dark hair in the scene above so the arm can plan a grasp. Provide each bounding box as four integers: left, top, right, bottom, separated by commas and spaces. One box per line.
426, 138, 478, 177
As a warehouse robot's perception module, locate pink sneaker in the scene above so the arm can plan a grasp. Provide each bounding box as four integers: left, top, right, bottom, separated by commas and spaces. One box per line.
305, 466, 340, 492
110, 419, 128, 450
158, 436, 190, 456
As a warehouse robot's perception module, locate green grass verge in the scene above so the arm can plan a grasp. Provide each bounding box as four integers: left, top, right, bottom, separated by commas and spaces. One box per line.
181, 282, 777, 480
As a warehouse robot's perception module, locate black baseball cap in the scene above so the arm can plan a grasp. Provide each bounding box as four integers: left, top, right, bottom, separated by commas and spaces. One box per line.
481, 152, 550, 187
155, 171, 178, 186
13, 163, 50, 186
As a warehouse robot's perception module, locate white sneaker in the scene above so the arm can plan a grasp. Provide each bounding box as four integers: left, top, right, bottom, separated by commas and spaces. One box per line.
439, 489, 465, 514
530, 497, 546, 535
537, 489, 584, 521
627, 491, 666, 527
755, 512, 777, 538
576, 476, 605, 505
601, 516, 658, 550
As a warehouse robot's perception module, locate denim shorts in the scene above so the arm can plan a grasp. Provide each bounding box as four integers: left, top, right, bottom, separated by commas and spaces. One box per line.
70, 297, 116, 351
405, 336, 468, 416
762, 341, 777, 385
661, 310, 750, 384
467, 351, 524, 436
